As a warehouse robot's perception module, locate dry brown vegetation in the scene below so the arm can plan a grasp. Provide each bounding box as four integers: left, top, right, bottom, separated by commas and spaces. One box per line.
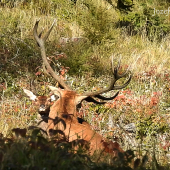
1, 0, 170, 169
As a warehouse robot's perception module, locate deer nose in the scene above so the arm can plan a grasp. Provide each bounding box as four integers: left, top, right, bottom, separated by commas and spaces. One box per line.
39, 105, 46, 111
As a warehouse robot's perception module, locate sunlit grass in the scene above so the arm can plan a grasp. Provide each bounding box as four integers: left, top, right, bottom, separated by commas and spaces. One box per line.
1, 1, 170, 168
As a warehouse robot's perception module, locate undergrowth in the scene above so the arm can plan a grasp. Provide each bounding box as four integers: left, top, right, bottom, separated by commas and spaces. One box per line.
1, 0, 170, 169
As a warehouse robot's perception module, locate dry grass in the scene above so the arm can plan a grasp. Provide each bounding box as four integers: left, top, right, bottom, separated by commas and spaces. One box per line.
1, 1, 170, 168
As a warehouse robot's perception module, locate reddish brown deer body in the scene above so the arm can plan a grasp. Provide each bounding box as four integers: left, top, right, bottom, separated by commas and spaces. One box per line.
33, 19, 132, 155
47, 87, 124, 155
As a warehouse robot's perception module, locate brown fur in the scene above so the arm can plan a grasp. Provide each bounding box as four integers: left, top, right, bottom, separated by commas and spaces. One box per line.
48, 90, 123, 155
33, 96, 51, 116
23, 89, 54, 132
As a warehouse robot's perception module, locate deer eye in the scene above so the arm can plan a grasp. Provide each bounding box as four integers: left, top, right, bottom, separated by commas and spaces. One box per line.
34, 98, 38, 102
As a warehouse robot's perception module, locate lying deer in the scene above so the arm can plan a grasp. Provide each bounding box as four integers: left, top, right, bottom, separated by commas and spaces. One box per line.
33, 19, 132, 156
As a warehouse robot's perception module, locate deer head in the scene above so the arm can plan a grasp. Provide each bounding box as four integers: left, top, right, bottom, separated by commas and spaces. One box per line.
33, 19, 132, 155
23, 88, 57, 117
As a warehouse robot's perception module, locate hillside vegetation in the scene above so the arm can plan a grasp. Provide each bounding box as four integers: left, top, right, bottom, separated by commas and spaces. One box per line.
1, 0, 170, 169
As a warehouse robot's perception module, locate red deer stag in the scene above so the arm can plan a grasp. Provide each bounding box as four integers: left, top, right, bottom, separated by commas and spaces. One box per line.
33, 19, 132, 156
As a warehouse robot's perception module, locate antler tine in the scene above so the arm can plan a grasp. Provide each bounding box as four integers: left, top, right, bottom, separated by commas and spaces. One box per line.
33, 19, 71, 90
84, 92, 119, 104
34, 19, 41, 46
43, 19, 56, 41
112, 55, 120, 73
85, 97, 106, 104
107, 57, 132, 90
38, 28, 44, 38
113, 74, 132, 90
94, 91, 119, 100
111, 56, 132, 90
112, 55, 130, 79
81, 56, 132, 98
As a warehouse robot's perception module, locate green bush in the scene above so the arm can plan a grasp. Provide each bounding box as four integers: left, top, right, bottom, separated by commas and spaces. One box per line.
117, 2, 170, 40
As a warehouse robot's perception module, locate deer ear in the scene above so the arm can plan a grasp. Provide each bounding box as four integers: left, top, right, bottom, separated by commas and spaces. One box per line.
23, 89, 37, 101
48, 86, 62, 97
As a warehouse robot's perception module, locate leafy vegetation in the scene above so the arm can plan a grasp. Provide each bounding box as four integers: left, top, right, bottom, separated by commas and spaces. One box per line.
1, 0, 170, 169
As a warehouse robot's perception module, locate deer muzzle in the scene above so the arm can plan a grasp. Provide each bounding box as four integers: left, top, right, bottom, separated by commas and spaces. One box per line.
39, 105, 46, 111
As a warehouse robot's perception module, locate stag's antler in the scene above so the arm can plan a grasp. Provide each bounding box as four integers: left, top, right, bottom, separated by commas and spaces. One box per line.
33, 19, 71, 90
34, 19, 132, 103
81, 58, 132, 101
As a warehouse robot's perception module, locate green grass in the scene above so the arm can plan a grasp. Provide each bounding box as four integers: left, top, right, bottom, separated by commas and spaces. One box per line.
1, 0, 170, 169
